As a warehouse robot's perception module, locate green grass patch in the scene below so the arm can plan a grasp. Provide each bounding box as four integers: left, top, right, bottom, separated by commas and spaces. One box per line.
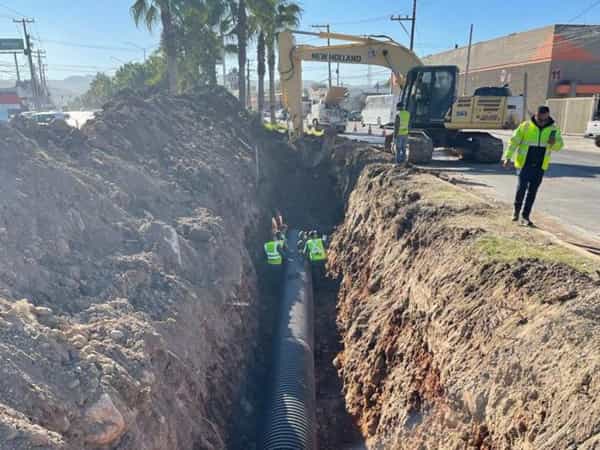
474, 234, 599, 274
422, 181, 483, 209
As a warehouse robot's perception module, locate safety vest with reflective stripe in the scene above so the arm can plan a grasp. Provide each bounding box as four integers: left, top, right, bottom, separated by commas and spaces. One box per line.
395, 110, 411, 136
305, 239, 327, 262
264, 241, 283, 265
503, 119, 564, 170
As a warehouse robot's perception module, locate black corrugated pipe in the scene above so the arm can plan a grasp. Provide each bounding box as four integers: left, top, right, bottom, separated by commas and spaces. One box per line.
260, 229, 317, 450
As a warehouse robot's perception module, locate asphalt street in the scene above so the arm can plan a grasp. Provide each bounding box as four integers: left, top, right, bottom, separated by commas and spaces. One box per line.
342, 128, 600, 242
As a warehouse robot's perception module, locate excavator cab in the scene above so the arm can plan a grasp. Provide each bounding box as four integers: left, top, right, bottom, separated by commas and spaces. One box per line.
399, 65, 458, 130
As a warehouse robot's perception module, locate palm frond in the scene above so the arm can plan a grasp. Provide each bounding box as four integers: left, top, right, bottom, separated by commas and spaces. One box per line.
130, 0, 150, 26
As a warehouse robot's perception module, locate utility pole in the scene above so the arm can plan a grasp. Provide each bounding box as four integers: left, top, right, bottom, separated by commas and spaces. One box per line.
390, 0, 417, 50
311, 24, 331, 88
336, 62, 340, 86
463, 24, 474, 96
391, 0, 417, 51
523, 72, 529, 121
35, 50, 47, 97
14, 18, 39, 108
13, 52, 21, 82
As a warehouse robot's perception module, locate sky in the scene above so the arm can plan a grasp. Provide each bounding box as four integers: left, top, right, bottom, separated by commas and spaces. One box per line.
1, 0, 600, 85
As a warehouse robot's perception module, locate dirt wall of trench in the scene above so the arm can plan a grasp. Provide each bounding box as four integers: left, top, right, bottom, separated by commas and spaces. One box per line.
0, 88, 267, 450
327, 163, 600, 449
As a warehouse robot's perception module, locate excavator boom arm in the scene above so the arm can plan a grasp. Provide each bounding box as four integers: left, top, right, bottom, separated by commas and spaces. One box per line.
278, 30, 422, 136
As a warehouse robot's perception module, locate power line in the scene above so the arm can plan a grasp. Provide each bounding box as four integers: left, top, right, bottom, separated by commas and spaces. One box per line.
33, 38, 161, 53
32, 39, 142, 52
0, 2, 27, 16
328, 15, 390, 26
49, 63, 122, 69
568, 0, 600, 22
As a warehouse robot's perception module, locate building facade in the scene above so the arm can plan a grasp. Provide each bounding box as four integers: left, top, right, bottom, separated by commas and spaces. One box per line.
423, 25, 600, 116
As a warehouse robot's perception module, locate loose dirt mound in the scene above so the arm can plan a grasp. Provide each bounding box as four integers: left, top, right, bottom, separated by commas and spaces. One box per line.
0, 88, 263, 449
328, 165, 600, 449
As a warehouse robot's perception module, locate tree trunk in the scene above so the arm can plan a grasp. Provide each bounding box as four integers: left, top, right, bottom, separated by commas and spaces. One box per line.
257, 31, 266, 117
207, 52, 218, 86
161, 9, 178, 94
237, 0, 247, 108
267, 38, 276, 124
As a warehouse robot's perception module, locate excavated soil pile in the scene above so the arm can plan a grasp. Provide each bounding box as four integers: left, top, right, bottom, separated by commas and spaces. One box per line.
0, 88, 264, 449
328, 164, 600, 449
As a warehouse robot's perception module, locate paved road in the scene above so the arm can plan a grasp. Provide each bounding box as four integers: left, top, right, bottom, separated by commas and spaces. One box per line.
342, 129, 600, 241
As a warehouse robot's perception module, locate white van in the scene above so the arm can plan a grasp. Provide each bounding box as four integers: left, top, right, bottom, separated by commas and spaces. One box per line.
361, 94, 396, 127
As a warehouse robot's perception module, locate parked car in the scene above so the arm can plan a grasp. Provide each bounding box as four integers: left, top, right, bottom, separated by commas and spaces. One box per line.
348, 110, 363, 122
31, 111, 70, 125
585, 120, 600, 138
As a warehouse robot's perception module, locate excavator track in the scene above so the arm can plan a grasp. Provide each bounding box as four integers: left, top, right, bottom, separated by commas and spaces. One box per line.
407, 131, 434, 164
453, 132, 504, 164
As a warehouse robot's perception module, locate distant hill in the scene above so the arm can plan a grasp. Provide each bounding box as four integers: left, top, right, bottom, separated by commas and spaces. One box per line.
47, 75, 94, 96
0, 75, 94, 107
47, 75, 94, 106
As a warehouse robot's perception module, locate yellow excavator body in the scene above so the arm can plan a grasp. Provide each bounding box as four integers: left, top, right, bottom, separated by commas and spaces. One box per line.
278, 30, 511, 135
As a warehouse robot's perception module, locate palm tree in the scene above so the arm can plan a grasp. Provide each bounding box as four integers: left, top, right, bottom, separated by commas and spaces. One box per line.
227, 0, 248, 107
265, 1, 301, 123
248, 0, 271, 116
256, 30, 266, 115
131, 0, 179, 94
179, 0, 230, 87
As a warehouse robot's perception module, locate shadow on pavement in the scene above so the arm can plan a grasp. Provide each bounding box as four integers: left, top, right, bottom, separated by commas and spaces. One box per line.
427, 158, 600, 179
450, 178, 492, 188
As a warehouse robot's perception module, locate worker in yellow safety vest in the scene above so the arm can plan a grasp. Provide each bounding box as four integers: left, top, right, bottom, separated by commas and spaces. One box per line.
303, 230, 327, 262
502, 105, 564, 227
303, 230, 328, 288
393, 104, 411, 165
264, 232, 287, 294
264, 234, 286, 265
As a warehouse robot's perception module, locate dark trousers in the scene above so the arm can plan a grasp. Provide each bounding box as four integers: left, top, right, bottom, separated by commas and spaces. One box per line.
310, 261, 326, 290
514, 166, 545, 218
266, 264, 283, 297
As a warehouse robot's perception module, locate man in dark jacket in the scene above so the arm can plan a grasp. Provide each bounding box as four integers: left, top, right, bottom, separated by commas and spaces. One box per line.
502, 106, 564, 226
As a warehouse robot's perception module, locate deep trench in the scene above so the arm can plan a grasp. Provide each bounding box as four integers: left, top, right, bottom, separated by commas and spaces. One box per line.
227, 134, 364, 450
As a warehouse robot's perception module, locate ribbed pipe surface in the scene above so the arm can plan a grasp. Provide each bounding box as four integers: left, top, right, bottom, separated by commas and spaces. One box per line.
261, 229, 317, 450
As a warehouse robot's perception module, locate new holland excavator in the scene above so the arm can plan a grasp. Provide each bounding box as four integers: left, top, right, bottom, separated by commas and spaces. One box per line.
278, 30, 509, 163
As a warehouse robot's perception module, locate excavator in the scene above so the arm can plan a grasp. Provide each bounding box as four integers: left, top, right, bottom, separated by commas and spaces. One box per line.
278, 30, 510, 163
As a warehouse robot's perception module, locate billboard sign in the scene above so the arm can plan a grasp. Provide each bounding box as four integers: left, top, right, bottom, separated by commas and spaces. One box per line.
0, 39, 24, 51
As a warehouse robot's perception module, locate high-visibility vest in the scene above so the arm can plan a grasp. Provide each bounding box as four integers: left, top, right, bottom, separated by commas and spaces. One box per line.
305, 239, 327, 262
395, 110, 411, 136
264, 241, 282, 265
503, 119, 564, 170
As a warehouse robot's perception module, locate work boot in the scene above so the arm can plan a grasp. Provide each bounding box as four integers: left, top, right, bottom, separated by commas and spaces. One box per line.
513, 205, 521, 222
521, 216, 535, 227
